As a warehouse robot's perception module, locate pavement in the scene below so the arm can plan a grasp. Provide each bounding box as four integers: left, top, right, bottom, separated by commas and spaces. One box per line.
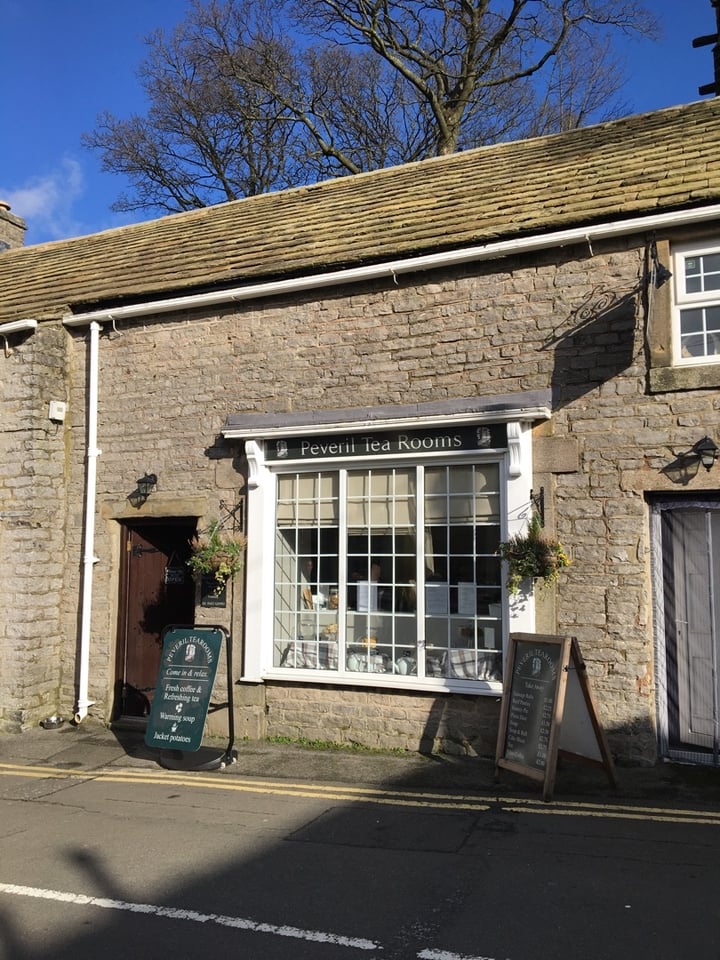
3, 720, 720, 808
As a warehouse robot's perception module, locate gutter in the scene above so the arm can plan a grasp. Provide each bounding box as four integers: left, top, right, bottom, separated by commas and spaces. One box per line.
62, 203, 720, 328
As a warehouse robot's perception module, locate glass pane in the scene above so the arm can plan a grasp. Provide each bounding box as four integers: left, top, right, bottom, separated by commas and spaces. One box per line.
680, 308, 703, 334
685, 256, 700, 279
422, 463, 502, 682
448, 466, 474, 493
704, 253, 720, 273
273, 472, 339, 673
708, 333, 720, 357
345, 467, 420, 673
681, 333, 706, 358
706, 306, 720, 331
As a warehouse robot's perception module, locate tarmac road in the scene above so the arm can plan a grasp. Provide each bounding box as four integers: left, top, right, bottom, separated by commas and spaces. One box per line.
1, 723, 720, 960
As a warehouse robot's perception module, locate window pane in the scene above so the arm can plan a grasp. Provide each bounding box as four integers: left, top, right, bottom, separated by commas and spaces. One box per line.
680, 308, 703, 334
423, 463, 502, 681
708, 333, 720, 357
683, 253, 720, 294
273, 472, 339, 671
346, 468, 418, 676
706, 306, 720, 331
681, 333, 706, 358
680, 305, 720, 359
685, 257, 700, 279
273, 459, 503, 684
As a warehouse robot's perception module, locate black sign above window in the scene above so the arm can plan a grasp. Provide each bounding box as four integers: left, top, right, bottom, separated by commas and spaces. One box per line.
265, 423, 507, 462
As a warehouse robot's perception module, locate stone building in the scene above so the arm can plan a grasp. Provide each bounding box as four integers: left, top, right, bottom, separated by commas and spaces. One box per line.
2, 98, 720, 766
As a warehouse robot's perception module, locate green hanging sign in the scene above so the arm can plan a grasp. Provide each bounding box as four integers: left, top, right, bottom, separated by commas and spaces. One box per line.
145, 626, 224, 753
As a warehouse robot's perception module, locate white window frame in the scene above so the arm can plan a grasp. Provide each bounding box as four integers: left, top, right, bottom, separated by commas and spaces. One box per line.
672, 240, 720, 366
240, 420, 537, 696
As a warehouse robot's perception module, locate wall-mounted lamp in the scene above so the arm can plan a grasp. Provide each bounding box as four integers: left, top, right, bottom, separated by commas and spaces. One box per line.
128, 472, 157, 507
137, 472, 157, 498
695, 436, 719, 471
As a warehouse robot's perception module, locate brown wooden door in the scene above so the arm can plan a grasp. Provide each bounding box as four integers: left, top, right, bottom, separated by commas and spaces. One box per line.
114, 519, 197, 720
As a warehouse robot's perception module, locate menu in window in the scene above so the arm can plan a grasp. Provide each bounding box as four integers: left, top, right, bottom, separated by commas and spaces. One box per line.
457, 582, 476, 616
425, 582, 449, 614
356, 581, 378, 612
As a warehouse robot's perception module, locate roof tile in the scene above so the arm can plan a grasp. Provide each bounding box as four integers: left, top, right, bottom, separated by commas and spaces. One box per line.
3, 99, 720, 322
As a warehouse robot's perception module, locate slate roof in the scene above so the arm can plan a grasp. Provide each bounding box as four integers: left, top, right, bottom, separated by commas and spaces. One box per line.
3, 98, 720, 323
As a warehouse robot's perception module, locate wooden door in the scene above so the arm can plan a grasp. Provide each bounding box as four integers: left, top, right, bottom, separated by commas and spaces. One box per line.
114, 519, 197, 720
660, 505, 720, 754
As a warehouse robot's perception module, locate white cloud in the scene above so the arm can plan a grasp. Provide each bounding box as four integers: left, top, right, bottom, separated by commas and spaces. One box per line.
0, 159, 85, 242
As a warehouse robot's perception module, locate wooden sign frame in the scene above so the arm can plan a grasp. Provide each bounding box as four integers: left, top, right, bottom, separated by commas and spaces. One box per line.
495, 633, 616, 801
145, 624, 236, 771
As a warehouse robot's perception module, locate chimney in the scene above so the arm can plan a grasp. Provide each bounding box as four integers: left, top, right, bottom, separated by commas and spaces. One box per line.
0, 201, 27, 251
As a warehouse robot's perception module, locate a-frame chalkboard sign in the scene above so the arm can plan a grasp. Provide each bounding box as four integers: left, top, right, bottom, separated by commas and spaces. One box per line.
495, 633, 616, 801
145, 624, 236, 771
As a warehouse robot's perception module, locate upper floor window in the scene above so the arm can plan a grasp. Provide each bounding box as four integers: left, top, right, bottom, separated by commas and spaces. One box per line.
674, 242, 720, 365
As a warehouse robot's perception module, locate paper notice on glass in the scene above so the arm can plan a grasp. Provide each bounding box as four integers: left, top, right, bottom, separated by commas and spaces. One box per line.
356, 581, 378, 612
457, 582, 476, 616
425, 582, 449, 615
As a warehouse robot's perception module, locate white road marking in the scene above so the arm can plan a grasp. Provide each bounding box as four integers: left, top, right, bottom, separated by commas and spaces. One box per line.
0, 882, 380, 952
418, 950, 498, 959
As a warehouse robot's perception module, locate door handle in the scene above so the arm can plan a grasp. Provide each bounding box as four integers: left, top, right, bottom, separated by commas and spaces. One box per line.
132, 545, 160, 557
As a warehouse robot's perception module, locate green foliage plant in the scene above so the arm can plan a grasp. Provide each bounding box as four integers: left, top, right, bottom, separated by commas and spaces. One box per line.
187, 519, 246, 592
498, 511, 570, 594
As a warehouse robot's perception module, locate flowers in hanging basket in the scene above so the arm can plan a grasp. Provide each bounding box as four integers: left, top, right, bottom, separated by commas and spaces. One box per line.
498, 511, 570, 594
187, 520, 247, 591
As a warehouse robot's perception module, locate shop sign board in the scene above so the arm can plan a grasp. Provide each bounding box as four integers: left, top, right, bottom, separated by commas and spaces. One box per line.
265, 423, 507, 462
145, 626, 224, 752
495, 633, 616, 801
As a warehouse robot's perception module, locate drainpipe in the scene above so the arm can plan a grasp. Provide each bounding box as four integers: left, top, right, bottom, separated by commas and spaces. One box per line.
74, 320, 101, 724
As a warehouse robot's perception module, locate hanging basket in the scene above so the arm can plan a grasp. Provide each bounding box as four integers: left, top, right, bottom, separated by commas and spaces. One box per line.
498, 511, 570, 594
187, 519, 246, 592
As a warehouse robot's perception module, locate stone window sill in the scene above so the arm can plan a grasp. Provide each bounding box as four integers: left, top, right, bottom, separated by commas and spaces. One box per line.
649, 363, 720, 393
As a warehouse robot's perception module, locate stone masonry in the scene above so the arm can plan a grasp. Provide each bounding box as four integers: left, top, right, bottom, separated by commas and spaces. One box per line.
0, 228, 701, 762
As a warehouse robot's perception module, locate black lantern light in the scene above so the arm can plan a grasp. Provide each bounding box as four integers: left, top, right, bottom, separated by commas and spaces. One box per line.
136, 472, 157, 498
695, 437, 719, 472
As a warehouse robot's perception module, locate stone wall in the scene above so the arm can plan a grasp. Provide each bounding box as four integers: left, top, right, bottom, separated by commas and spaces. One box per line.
262, 682, 501, 755
0, 323, 70, 732
10, 231, 719, 760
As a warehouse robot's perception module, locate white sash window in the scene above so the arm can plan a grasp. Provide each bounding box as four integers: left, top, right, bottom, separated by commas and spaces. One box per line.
673, 242, 720, 365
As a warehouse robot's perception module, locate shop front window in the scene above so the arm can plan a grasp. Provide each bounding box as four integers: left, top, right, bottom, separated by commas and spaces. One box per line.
272, 461, 503, 685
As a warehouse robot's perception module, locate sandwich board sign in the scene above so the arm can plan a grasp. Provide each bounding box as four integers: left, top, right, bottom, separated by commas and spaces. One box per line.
145, 626, 224, 753
495, 633, 616, 801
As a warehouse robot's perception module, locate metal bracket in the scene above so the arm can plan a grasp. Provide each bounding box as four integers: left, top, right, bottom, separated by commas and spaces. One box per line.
530, 486, 545, 525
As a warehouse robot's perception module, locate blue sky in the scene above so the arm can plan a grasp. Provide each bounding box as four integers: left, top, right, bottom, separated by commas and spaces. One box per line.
1, 0, 718, 246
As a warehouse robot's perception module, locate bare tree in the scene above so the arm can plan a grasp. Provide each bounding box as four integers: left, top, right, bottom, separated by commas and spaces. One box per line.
84, 1, 305, 211
84, 0, 658, 214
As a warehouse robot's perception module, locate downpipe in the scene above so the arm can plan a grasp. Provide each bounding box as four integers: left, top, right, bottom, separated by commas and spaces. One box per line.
74, 320, 101, 724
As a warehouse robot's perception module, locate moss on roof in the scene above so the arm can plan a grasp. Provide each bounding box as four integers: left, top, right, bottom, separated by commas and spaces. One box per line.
3, 98, 720, 322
